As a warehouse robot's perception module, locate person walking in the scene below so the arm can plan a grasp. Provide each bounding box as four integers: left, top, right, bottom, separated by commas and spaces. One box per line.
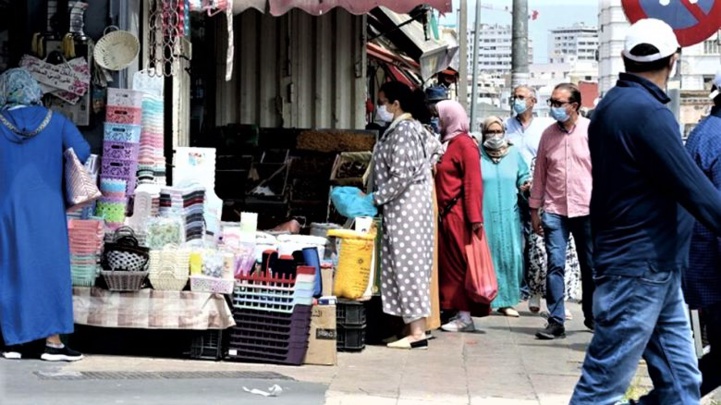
680, 69, 721, 398
529, 82, 595, 340
435, 100, 486, 332
570, 19, 721, 404
369, 81, 440, 350
504, 85, 559, 313
479, 116, 530, 317
0, 68, 88, 362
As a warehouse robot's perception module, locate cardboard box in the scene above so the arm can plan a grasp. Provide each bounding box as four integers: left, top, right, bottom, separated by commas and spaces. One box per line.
304, 305, 337, 366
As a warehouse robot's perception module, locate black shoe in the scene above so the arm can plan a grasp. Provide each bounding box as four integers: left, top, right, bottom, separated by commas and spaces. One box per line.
536, 321, 566, 340
584, 319, 595, 332
41, 345, 84, 362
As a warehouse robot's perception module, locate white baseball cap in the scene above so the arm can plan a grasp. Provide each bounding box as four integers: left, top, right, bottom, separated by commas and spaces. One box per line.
710, 69, 721, 99
623, 18, 680, 63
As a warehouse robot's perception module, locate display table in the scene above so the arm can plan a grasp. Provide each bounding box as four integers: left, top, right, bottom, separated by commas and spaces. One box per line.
72, 287, 235, 330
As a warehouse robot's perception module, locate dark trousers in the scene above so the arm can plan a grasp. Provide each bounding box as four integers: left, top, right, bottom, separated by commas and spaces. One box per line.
700, 303, 721, 397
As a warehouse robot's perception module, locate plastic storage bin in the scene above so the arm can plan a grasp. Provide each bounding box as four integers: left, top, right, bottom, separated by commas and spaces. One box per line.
337, 324, 366, 352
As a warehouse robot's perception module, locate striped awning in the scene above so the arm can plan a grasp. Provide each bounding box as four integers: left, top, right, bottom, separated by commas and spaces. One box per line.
233, 0, 452, 15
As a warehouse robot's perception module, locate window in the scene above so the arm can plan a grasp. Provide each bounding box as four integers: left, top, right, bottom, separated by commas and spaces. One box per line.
703, 39, 720, 54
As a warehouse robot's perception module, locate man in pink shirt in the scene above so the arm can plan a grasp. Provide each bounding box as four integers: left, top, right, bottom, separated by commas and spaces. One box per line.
529, 83, 595, 340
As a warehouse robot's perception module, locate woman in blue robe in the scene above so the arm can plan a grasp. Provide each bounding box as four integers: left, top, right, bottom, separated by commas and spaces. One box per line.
479, 116, 530, 317
0, 68, 89, 361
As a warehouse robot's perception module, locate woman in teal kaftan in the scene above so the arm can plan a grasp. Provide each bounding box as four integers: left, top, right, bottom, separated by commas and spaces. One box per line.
479, 116, 530, 316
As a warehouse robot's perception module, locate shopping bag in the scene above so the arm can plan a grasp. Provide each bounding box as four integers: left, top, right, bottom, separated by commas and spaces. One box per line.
330, 186, 378, 219
64, 147, 102, 212
465, 230, 498, 304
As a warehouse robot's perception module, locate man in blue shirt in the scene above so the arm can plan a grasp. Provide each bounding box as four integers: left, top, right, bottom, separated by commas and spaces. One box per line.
683, 69, 721, 398
570, 19, 721, 404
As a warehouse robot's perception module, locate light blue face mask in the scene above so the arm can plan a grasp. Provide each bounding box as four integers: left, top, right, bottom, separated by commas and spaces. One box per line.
550, 106, 570, 123
513, 99, 528, 115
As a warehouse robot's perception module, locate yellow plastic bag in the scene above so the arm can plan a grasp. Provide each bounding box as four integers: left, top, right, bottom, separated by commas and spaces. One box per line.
328, 229, 376, 300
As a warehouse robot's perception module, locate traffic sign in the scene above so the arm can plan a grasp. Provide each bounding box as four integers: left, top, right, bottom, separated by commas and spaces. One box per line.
622, 0, 721, 47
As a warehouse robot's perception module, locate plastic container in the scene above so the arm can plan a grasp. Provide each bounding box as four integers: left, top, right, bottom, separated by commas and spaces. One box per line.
276, 234, 328, 260
337, 324, 366, 352
103, 123, 142, 143
336, 299, 366, 326
103, 141, 140, 161
107, 88, 143, 108
189, 329, 227, 361
190, 275, 234, 294
106, 105, 142, 125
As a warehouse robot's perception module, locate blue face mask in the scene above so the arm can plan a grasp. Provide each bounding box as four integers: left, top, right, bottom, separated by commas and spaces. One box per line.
513, 99, 528, 115
550, 106, 570, 123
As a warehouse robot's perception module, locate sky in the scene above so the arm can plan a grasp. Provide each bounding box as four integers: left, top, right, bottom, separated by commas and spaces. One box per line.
440, 0, 600, 63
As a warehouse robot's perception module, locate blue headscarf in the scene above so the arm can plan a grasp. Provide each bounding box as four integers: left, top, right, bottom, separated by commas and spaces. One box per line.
0, 68, 44, 111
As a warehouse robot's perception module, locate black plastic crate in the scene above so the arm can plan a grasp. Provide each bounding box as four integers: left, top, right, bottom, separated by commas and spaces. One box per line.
189, 329, 227, 361
337, 324, 366, 352
336, 299, 366, 327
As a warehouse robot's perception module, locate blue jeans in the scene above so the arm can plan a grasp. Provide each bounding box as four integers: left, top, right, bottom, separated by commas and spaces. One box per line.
541, 213, 595, 325
570, 270, 702, 405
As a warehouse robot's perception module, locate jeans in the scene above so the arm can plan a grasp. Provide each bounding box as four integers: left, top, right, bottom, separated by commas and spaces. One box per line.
700, 303, 721, 397
541, 213, 595, 325
570, 270, 702, 405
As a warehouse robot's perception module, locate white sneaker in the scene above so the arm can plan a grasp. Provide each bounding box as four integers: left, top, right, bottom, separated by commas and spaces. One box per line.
2, 351, 21, 360
441, 318, 476, 332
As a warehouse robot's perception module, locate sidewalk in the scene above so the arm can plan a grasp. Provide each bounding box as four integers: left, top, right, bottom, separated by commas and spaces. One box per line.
50, 301, 718, 405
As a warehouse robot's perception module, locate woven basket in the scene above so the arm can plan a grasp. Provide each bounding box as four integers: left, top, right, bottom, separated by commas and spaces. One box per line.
94, 28, 140, 71
149, 269, 189, 291
103, 233, 149, 272
327, 229, 376, 300
190, 276, 234, 295
101, 270, 148, 292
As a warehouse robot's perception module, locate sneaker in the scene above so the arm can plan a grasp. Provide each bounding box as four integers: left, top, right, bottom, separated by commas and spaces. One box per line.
2, 346, 22, 360
535, 321, 566, 340
441, 318, 476, 332
40, 346, 84, 362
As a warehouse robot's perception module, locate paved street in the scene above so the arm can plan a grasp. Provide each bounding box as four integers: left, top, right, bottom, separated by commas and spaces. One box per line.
0, 302, 718, 405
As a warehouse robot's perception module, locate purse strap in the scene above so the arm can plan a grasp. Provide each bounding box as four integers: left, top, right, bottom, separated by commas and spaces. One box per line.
0, 109, 53, 138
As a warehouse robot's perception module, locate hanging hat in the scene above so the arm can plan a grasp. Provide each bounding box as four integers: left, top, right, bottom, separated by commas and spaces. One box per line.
425, 85, 448, 103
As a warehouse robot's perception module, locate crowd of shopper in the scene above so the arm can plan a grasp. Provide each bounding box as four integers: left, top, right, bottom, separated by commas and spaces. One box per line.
370, 17, 719, 405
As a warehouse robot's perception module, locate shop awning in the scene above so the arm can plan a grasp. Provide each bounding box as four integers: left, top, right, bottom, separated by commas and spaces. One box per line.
368, 7, 457, 81
233, 0, 452, 16
367, 42, 422, 87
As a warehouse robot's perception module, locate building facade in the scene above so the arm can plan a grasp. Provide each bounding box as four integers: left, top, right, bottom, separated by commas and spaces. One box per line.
549, 22, 598, 63
467, 24, 534, 78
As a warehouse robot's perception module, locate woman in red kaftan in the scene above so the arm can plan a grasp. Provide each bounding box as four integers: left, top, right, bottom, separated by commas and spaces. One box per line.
435, 101, 488, 332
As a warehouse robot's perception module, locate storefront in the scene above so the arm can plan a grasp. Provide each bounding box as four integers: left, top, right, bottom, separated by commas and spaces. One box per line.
4, 0, 453, 365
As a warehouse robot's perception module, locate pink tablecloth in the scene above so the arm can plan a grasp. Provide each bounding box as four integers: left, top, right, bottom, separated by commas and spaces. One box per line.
72, 287, 235, 330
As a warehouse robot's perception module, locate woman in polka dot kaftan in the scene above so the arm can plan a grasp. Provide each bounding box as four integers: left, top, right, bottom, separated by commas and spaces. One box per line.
370, 82, 441, 350
434, 100, 488, 333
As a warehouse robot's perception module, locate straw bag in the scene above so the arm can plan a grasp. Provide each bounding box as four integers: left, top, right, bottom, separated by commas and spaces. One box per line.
94, 27, 140, 71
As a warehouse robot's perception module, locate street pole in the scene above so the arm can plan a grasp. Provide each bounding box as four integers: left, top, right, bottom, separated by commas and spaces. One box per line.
511, 0, 529, 89
469, 0, 482, 130
458, 0, 468, 110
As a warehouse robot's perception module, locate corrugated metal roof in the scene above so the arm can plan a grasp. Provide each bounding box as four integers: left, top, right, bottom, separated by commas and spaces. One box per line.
270, 0, 452, 16
215, 9, 366, 129
232, 0, 452, 15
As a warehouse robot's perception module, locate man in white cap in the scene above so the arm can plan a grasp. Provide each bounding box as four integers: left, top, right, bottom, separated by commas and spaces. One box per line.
570, 19, 721, 404
682, 68, 721, 398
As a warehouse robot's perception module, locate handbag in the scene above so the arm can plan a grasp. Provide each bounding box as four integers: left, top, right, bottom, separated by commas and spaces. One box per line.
64, 147, 102, 211
465, 230, 498, 305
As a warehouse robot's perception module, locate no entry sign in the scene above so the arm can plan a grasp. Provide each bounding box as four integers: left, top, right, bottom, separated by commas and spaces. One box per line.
622, 0, 721, 47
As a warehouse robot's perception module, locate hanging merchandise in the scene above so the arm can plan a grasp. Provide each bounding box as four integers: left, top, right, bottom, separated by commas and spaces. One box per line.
147, 0, 186, 77
94, 27, 140, 71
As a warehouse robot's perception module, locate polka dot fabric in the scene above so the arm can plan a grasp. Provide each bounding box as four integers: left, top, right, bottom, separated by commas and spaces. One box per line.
373, 120, 435, 322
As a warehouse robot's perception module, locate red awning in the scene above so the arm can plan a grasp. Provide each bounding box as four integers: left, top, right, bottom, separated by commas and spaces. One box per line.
386, 65, 418, 88
268, 0, 452, 16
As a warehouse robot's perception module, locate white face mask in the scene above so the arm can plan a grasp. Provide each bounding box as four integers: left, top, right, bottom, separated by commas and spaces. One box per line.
376, 105, 394, 123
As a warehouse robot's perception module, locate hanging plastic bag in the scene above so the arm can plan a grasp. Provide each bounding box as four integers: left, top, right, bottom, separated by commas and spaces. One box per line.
330, 186, 377, 219
465, 230, 498, 305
